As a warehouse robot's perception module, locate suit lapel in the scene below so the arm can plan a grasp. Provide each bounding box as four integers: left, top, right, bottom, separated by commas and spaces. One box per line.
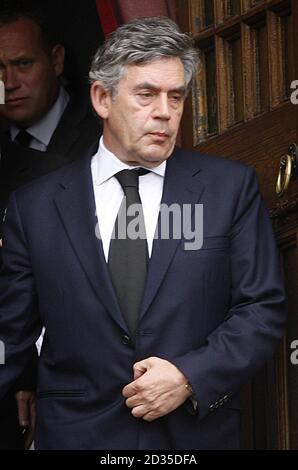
53, 146, 204, 333
140, 148, 205, 321
47, 96, 86, 159
53, 148, 128, 332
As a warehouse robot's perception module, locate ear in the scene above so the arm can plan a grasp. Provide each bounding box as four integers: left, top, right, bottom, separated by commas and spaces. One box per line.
51, 44, 65, 77
90, 80, 111, 119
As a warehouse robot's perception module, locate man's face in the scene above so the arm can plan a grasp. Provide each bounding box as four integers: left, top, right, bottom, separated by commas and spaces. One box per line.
92, 57, 187, 167
0, 18, 64, 127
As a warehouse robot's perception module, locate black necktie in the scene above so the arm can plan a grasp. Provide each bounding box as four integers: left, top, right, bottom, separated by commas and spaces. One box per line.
108, 168, 149, 336
14, 130, 32, 148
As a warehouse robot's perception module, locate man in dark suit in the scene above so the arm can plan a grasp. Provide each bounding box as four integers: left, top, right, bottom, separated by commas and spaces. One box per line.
0, 4, 100, 449
0, 17, 286, 449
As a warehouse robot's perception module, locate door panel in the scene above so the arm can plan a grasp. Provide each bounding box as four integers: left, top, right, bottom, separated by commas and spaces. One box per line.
177, 0, 298, 449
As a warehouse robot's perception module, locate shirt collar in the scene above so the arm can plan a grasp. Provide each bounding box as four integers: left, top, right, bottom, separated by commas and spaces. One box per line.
10, 86, 70, 147
93, 136, 166, 186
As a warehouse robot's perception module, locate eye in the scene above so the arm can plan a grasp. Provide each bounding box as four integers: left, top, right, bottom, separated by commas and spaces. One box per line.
136, 91, 155, 104
18, 59, 33, 69
138, 92, 154, 98
169, 94, 183, 103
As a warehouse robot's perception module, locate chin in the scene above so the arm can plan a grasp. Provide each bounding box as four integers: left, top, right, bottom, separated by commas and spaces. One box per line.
143, 144, 174, 162
5, 113, 29, 126
140, 155, 165, 166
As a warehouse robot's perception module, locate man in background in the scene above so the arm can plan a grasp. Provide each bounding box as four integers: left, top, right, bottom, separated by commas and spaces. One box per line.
0, 3, 101, 236
0, 2, 101, 448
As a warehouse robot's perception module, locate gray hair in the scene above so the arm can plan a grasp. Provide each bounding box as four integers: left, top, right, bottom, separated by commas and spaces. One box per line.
89, 16, 198, 95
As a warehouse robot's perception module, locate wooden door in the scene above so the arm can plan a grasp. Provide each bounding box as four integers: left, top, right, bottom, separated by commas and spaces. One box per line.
177, 0, 298, 449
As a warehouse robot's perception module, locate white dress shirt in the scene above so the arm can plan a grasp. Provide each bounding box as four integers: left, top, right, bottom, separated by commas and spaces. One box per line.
91, 137, 166, 261
10, 86, 70, 151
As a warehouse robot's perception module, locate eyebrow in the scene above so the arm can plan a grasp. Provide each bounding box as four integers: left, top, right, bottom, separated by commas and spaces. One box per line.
132, 82, 187, 96
0, 56, 34, 66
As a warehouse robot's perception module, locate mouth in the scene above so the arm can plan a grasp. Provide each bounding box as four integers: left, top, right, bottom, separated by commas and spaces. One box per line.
5, 97, 29, 106
148, 132, 170, 140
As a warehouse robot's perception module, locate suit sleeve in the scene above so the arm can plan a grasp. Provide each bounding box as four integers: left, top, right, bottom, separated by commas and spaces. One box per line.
0, 192, 42, 400
12, 345, 38, 391
171, 166, 287, 420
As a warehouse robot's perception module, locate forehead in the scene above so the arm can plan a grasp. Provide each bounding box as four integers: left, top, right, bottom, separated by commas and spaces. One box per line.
121, 57, 186, 89
0, 18, 44, 58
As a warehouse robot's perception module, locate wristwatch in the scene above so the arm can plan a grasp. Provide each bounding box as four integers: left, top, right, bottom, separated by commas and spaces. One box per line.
185, 381, 194, 395
185, 381, 198, 411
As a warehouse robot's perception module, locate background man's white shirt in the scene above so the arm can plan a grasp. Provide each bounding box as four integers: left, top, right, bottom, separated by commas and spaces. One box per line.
10, 86, 69, 151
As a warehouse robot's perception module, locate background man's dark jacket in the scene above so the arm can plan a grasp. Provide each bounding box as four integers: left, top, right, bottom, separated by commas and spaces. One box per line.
0, 95, 101, 449
0, 95, 101, 236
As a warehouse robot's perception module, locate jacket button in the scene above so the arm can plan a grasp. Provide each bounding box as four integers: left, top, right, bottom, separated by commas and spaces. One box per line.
209, 404, 215, 412
121, 335, 131, 346
223, 395, 229, 402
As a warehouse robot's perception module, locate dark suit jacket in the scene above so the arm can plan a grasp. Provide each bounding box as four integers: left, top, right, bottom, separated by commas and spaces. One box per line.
0, 94, 101, 236
0, 146, 286, 450
0, 94, 101, 448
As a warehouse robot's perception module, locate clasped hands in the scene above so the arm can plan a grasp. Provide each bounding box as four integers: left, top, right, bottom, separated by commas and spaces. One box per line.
122, 357, 192, 422
14, 356, 190, 448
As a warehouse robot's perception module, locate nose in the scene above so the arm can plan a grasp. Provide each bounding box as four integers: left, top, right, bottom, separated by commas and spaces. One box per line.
152, 94, 171, 120
3, 66, 20, 91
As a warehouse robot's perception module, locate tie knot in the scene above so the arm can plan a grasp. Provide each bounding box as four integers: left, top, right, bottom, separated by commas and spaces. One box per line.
15, 129, 32, 148
115, 168, 150, 192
